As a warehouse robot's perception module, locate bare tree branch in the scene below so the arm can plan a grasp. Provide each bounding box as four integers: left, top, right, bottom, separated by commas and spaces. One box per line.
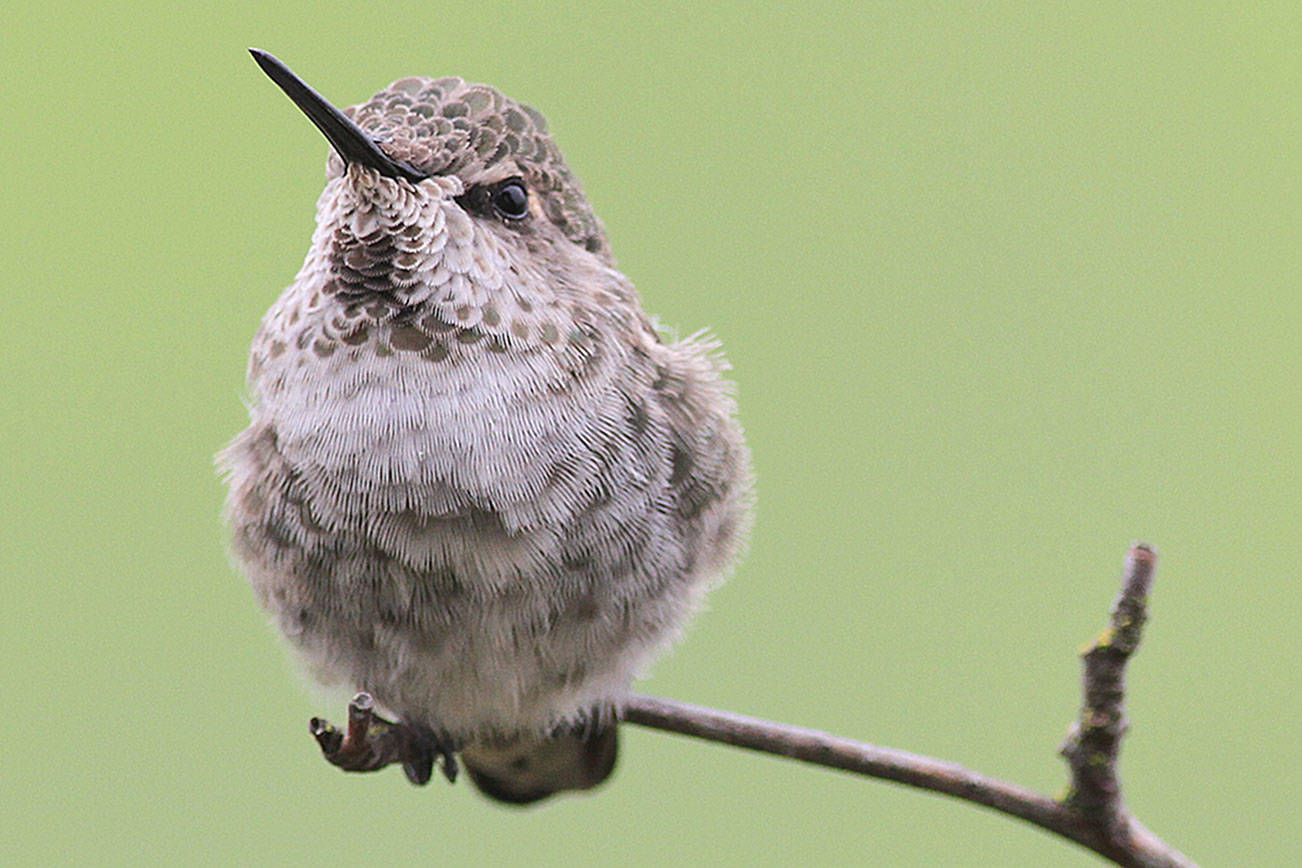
306, 544, 1193, 867
1060, 544, 1155, 829
623, 544, 1190, 866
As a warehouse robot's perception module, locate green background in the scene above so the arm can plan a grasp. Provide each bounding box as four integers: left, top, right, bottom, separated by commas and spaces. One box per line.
3, 3, 1297, 865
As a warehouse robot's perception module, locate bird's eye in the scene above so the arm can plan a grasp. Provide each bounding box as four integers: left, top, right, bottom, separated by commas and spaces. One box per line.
491, 179, 530, 220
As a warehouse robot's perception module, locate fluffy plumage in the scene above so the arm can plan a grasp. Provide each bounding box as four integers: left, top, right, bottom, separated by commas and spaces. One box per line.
221, 72, 751, 803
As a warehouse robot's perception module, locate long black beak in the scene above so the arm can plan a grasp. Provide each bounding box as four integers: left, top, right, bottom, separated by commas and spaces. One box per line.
249, 49, 427, 183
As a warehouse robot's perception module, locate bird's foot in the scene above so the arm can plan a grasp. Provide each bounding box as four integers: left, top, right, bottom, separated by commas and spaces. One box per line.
309, 693, 458, 786
400, 722, 460, 785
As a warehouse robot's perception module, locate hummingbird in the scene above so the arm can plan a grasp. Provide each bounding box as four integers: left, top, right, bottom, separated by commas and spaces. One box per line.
221, 50, 752, 804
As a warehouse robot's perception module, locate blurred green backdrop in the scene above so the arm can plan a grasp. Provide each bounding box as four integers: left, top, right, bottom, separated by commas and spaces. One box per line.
2, 2, 1297, 865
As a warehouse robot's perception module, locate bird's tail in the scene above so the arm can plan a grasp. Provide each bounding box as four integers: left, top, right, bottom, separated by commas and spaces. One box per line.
461, 723, 618, 805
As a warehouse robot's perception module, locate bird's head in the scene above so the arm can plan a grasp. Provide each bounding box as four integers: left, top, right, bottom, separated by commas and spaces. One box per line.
249, 50, 633, 362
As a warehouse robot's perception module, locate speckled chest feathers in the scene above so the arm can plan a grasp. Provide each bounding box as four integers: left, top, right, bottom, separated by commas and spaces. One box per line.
220, 70, 751, 801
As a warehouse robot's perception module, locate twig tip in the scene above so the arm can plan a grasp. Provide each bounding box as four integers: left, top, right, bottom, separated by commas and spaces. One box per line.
1128, 542, 1156, 562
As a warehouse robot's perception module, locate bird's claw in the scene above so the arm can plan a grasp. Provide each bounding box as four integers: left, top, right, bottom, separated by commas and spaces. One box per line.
309, 692, 458, 785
